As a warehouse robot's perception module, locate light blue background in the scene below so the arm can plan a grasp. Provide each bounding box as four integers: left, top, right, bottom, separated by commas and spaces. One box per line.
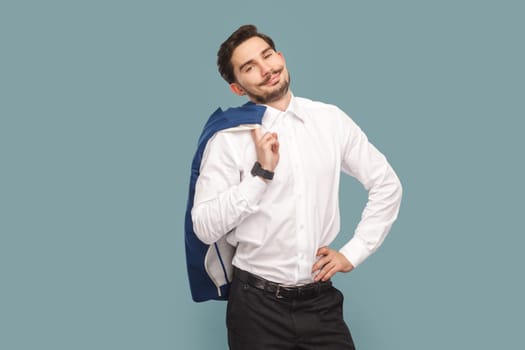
1, 1, 524, 349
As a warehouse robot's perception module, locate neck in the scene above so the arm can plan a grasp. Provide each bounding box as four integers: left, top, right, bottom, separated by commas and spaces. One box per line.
263, 91, 292, 112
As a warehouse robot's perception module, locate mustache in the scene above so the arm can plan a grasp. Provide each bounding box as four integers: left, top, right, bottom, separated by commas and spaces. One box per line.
259, 68, 283, 86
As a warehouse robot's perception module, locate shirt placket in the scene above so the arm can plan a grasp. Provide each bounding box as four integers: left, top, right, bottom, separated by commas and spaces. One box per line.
287, 114, 311, 284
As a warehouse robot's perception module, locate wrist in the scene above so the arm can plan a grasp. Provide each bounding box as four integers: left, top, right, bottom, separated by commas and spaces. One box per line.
251, 161, 274, 181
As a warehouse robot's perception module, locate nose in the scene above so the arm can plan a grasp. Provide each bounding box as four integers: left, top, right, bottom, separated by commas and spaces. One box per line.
260, 61, 271, 77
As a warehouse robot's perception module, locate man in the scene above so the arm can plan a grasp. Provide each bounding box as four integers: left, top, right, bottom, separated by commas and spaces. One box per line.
190, 24, 402, 349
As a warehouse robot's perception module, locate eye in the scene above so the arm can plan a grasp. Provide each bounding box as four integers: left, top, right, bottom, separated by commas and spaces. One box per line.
244, 66, 253, 73
263, 52, 273, 59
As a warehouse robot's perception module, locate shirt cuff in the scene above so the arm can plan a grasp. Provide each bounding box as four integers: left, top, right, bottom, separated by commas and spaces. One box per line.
339, 237, 371, 268
237, 174, 268, 208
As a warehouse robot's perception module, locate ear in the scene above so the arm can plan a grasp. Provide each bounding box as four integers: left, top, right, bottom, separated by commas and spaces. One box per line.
229, 83, 245, 96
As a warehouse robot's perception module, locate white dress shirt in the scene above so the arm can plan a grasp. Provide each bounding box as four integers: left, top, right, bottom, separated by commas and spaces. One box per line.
192, 96, 402, 285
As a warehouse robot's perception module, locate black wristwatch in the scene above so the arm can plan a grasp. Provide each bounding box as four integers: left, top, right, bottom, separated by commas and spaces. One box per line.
251, 161, 274, 180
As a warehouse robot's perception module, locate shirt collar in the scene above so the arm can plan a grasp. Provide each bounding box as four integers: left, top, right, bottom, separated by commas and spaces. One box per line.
261, 94, 306, 130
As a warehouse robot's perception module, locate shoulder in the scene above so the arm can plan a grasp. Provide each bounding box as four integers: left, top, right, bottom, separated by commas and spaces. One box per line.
295, 96, 340, 111
294, 96, 351, 124
203, 127, 254, 159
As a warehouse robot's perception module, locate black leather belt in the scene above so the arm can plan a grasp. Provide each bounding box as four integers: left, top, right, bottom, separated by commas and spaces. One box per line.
233, 267, 333, 300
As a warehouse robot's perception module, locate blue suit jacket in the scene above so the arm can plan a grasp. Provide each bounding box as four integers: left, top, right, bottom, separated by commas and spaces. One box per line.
185, 103, 266, 302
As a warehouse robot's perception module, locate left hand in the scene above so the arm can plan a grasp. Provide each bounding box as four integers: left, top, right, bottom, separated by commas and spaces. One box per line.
312, 246, 354, 282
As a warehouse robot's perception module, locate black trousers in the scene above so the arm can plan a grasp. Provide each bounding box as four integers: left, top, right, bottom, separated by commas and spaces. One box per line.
227, 272, 356, 350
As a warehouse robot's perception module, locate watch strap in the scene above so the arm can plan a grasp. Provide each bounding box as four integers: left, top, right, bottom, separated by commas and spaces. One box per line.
251, 161, 274, 180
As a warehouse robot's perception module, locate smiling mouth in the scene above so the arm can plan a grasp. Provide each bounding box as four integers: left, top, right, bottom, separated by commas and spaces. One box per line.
261, 70, 282, 86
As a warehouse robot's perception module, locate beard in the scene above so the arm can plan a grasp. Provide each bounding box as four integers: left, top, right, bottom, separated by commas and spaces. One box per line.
240, 71, 291, 105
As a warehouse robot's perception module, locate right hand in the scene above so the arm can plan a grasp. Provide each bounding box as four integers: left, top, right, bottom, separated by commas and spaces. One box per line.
251, 128, 279, 172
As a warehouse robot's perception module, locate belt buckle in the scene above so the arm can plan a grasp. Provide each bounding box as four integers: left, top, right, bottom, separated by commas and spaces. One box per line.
275, 285, 284, 299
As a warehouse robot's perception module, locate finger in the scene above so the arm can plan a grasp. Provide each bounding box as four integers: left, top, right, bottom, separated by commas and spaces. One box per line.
261, 131, 277, 141
316, 246, 330, 257
312, 256, 330, 272
271, 141, 279, 153
271, 137, 280, 150
259, 134, 279, 150
315, 262, 336, 282
270, 133, 279, 152
320, 265, 338, 282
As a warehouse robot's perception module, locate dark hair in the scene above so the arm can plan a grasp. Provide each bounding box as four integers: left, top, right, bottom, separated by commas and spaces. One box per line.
217, 24, 276, 84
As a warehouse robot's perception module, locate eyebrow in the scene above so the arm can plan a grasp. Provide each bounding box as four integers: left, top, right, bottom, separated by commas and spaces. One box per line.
238, 46, 273, 72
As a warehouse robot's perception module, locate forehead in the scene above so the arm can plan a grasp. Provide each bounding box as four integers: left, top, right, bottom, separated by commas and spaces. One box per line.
231, 36, 272, 68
